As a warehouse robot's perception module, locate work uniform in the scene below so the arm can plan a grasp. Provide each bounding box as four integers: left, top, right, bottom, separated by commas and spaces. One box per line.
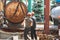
24, 17, 33, 40
31, 17, 37, 40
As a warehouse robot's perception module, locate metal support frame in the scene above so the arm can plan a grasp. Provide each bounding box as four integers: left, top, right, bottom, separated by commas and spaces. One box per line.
44, 0, 50, 34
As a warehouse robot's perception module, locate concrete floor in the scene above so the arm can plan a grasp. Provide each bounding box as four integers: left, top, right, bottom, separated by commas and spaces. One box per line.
0, 24, 58, 40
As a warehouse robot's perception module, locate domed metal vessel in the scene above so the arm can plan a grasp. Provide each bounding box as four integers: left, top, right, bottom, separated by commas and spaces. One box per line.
5, 2, 27, 23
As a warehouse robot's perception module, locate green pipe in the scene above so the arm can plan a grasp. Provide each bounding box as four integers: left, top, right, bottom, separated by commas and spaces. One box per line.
28, 0, 31, 12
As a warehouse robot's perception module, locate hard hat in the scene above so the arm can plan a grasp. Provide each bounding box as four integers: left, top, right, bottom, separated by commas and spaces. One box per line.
27, 12, 31, 16
55, 0, 60, 3
32, 12, 34, 15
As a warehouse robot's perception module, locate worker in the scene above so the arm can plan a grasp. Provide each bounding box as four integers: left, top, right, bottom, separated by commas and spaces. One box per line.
31, 12, 37, 40
24, 12, 33, 40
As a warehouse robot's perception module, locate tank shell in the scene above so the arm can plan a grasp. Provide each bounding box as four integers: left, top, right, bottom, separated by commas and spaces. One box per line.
5, 2, 27, 23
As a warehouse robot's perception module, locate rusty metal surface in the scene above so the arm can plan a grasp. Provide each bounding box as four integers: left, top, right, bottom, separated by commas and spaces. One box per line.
5, 2, 27, 23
